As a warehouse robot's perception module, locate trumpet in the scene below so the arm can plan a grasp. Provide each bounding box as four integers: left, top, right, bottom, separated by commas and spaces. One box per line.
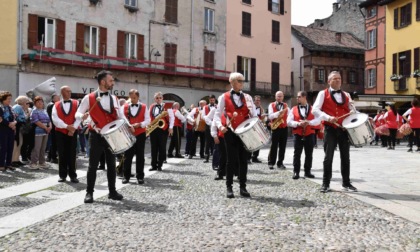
271, 109, 287, 130
146, 111, 168, 137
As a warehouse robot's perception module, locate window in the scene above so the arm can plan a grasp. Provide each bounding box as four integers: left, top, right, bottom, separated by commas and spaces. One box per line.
269, 0, 284, 15
316, 69, 325, 83
366, 29, 376, 49
84, 26, 99, 55
165, 0, 178, 24
242, 12, 251, 36
291, 48, 294, 59
204, 49, 215, 74
28, 15, 65, 50
125, 33, 137, 59
271, 62, 280, 92
164, 43, 177, 71
37, 17, 56, 48
272, 20, 280, 43
414, 47, 420, 71
204, 8, 214, 32
367, 6, 377, 18
242, 57, 251, 82
125, 0, 137, 7
394, 3, 412, 28
417, 0, 420, 21
242, 0, 251, 4
348, 71, 357, 84
367, 69, 376, 88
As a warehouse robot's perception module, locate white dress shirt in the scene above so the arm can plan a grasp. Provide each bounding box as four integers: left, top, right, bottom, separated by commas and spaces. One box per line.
210, 119, 218, 138
204, 108, 216, 125
287, 105, 321, 128
268, 102, 287, 120
312, 88, 355, 121
150, 103, 175, 129
52, 99, 82, 129
174, 109, 187, 123
126, 102, 151, 128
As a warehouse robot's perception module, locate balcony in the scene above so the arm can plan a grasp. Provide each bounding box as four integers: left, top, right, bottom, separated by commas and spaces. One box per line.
23, 46, 230, 81
242, 81, 292, 97
393, 77, 408, 91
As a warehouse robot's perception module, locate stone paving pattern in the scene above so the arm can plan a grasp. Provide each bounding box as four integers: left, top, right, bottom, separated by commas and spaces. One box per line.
1, 151, 420, 251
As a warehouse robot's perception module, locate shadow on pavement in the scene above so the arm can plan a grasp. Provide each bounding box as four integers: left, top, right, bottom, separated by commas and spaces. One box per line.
162, 169, 206, 177
143, 178, 182, 191
363, 192, 420, 202
247, 179, 284, 187
249, 196, 315, 208
97, 199, 169, 213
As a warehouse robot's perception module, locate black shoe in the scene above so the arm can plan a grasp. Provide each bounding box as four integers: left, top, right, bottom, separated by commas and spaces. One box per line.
268, 165, 274, 170
157, 167, 162, 171
122, 178, 129, 184
175, 154, 184, 158
108, 191, 123, 200
188, 155, 193, 159
200, 155, 205, 159
167, 154, 174, 158
320, 184, 330, 193
98, 166, 105, 170
46, 158, 51, 162
292, 173, 299, 180
374, 142, 378, 145
84, 193, 94, 203
416, 148, 420, 152
212, 166, 219, 171
387, 146, 392, 150
11, 162, 20, 168
214, 175, 223, 180
240, 188, 251, 197
408, 148, 413, 152
252, 158, 261, 163
203, 160, 209, 163
304, 173, 315, 179
137, 179, 144, 184
227, 187, 234, 198
58, 177, 66, 182
51, 159, 59, 164
149, 167, 157, 171
342, 183, 357, 192
70, 178, 79, 183
277, 164, 286, 169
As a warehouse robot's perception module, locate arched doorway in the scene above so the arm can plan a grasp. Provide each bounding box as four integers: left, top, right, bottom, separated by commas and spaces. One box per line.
163, 93, 185, 107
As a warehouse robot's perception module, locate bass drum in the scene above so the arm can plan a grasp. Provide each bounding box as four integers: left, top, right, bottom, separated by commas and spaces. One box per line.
100, 119, 137, 154
342, 113, 374, 147
234, 117, 271, 152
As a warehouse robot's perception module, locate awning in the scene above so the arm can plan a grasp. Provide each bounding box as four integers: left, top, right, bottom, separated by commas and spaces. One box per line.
357, 94, 415, 103
353, 101, 382, 110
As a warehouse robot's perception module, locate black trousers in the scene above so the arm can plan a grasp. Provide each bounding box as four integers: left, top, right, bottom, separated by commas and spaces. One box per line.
408, 128, 420, 148
86, 131, 117, 194
185, 129, 193, 155
381, 135, 388, 147
388, 128, 397, 147
124, 133, 146, 180
21, 131, 34, 161
269, 127, 288, 166
47, 128, 58, 160
168, 126, 182, 156
216, 138, 227, 178
190, 130, 205, 157
56, 131, 77, 179
204, 125, 214, 157
293, 134, 314, 174
150, 128, 168, 169
224, 129, 248, 188
322, 126, 350, 186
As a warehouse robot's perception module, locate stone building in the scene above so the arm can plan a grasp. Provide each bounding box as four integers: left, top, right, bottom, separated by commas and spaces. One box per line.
309, 0, 366, 41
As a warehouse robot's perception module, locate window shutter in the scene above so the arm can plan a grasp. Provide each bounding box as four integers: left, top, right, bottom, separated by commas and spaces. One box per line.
251, 58, 256, 91
165, 0, 178, 24
373, 69, 376, 86
365, 70, 368, 88
164, 43, 177, 71
242, 12, 251, 36
117, 30, 125, 58
392, 53, 398, 74
271, 62, 280, 92
28, 14, 38, 49
172, 0, 178, 24
414, 47, 420, 70
268, 0, 272, 11
407, 3, 412, 25
237, 56, 243, 73
272, 20, 279, 43
365, 31, 368, 49
56, 19, 65, 50
373, 29, 377, 48
417, 0, 420, 20
280, 0, 285, 15
394, 8, 399, 28
99, 27, 107, 56
75, 23, 85, 53
137, 34, 144, 60
404, 50, 411, 77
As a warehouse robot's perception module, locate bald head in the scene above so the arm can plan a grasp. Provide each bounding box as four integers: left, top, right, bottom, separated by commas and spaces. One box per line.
275, 91, 284, 102
60, 86, 72, 100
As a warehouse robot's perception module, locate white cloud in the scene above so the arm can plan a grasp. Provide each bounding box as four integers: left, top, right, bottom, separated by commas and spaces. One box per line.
292, 0, 337, 26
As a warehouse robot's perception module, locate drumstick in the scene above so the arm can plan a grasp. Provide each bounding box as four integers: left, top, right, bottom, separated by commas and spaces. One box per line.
226, 112, 238, 129
336, 111, 355, 120
88, 97, 102, 114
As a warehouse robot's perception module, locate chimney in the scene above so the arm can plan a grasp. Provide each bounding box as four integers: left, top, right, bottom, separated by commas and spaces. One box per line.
333, 2, 339, 12
335, 32, 342, 43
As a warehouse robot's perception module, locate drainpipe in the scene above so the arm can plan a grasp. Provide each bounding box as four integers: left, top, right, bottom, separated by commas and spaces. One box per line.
17, 0, 23, 96
190, 0, 194, 69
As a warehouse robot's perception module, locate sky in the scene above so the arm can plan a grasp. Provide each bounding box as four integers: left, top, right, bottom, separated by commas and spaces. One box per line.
291, 0, 337, 26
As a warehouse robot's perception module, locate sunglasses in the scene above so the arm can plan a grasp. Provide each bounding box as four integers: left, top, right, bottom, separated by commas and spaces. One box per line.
155, 97, 163, 99
237, 80, 244, 83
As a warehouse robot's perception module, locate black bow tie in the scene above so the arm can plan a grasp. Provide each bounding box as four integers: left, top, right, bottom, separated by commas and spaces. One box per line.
331, 90, 342, 95
299, 105, 306, 109
131, 104, 138, 107
156, 104, 161, 109
231, 90, 241, 96
63, 100, 71, 104
99, 92, 109, 97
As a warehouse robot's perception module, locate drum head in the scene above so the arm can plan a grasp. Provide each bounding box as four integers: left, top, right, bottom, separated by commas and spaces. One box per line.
235, 117, 258, 134
100, 119, 124, 134
342, 113, 368, 129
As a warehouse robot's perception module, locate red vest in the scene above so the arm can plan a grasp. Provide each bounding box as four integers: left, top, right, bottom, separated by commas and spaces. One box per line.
124, 103, 146, 136
223, 92, 250, 130
321, 89, 350, 128
89, 92, 118, 129
386, 110, 400, 129
54, 99, 78, 135
374, 115, 381, 128
149, 103, 169, 131
410, 107, 420, 128
173, 109, 183, 127
270, 102, 288, 129
217, 114, 227, 138
291, 105, 315, 136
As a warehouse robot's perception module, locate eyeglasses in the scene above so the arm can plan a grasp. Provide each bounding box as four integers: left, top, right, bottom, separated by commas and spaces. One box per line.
155, 97, 163, 99
237, 80, 244, 83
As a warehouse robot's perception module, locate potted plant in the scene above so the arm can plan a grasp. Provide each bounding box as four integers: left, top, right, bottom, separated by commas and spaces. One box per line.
390, 74, 403, 81
412, 69, 420, 78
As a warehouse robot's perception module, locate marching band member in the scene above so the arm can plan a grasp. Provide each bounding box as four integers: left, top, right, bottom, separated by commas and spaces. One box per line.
287, 91, 320, 180
383, 103, 402, 150
51, 86, 80, 183
122, 89, 150, 184
377, 109, 388, 147
187, 100, 206, 159
203, 95, 217, 163
403, 98, 420, 152
267, 91, 289, 170
184, 104, 196, 157
168, 102, 187, 158
370, 110, 381, 145
76, 70, 128, 203
148, 92, 174, 171
312, 71, 357, 193
214, 72, 256, 198
211, 115, 226, 180
248, 95, 263, 163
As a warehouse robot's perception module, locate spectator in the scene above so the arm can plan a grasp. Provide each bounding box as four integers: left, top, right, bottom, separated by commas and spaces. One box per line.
20, 99, 34, 164
0, 91, 17, 171
11, 95, 31, 167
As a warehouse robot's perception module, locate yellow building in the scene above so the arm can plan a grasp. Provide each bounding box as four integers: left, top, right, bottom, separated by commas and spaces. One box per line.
384, 0, 420, 97
0, 0, 18, 95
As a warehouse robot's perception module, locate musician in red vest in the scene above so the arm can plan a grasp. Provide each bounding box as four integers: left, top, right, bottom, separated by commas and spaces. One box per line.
268, 91, 289, 170
287, 91, 320, 180
383, 103, 402, 150
313, 71, 357, 193
148, 92, 174, 171
203, 95, 217, 163
168, 102, 188, 158
214, 72, 256, 198
187, 100, 207, 159
76, 70, 128, 203
52, 86, 80, 183
122, 89, 150, 184
403, 98, 420, 152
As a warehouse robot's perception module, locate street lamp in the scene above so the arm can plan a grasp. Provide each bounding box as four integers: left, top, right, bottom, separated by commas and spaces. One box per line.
149, 48, 161, 67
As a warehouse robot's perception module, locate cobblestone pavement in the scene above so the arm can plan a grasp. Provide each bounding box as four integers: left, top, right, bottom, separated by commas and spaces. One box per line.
1, 142, 420, 251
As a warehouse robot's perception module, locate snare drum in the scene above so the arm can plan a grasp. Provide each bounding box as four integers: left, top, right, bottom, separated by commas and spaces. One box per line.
342, 113, 374, 147
234, 117, 271, 152
100, 119, 136, 154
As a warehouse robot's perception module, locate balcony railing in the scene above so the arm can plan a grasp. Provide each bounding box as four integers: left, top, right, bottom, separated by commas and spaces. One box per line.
242, 81, 292, 97
394, 77, 408, 91
23, 46, 230, 81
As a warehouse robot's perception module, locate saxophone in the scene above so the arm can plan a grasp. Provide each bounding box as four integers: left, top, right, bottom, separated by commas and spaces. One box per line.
271, 109, 287, 130
146, 111, 168, 137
